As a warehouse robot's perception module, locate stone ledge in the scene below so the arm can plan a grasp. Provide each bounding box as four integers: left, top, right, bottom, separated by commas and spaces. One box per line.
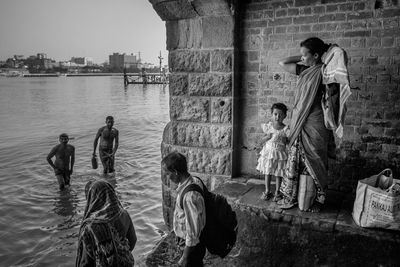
146, 178, 400, 266
216, 179, 400, 241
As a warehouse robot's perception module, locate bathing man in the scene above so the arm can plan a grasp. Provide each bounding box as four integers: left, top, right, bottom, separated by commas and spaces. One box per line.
161, 152, 206, 267
93, 116, 119, 174
47, 133, 75, 190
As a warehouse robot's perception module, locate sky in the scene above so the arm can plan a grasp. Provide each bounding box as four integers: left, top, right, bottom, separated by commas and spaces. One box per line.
0, 0, 167, 65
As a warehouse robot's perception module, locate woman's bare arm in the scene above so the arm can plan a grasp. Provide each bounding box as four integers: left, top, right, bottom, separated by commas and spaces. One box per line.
278, 55, 302, 75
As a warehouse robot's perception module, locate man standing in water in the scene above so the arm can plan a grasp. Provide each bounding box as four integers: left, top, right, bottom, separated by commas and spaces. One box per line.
47, 133, 75, 190
93, 116, 119, 174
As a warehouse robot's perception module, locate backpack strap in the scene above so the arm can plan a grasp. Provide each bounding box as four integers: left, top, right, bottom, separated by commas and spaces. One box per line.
193, 176, 209, 193
179, 179, 204, 210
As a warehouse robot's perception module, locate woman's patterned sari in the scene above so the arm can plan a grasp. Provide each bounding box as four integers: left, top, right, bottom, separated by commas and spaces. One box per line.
280, 64, 330, 207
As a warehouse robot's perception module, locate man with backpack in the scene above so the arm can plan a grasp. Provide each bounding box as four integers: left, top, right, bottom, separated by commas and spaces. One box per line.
161, 152, 206, 267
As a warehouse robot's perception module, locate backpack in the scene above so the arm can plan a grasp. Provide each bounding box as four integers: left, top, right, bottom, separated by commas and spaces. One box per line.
180, 177, 238, 258
88, 222, 135, 267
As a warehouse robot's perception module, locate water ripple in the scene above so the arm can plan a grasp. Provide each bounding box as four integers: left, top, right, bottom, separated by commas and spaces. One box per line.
0, 77, 169, 266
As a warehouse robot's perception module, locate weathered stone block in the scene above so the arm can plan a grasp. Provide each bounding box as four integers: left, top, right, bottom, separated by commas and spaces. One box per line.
162, 184, 172, 208
202, 16, 234, 48
191, 0, 232, 16
170, 97, 209, 122
166, 20, 179, 51
171, 122, 232, 149
169, 74, 188, 96
187, 148, 231, 175
161, 142, 172, 160
166, 19, 202, 50
169, 50, 210, 72
162, 204, 173, 229
188, 173, 212, 188
211, 97, 232, 123
152, 0, 198, 21
162, 146, 231, 175
162, 121, 172, 145
189, 73, 232, 96
210, 174, 231, 191
211, 49, 233, 72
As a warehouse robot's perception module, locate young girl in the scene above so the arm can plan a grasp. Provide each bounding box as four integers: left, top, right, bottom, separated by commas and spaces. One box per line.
256, 103, 290, 202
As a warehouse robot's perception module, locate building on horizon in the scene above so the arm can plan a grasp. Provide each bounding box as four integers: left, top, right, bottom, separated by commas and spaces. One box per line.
70, 57, 94, 66
5, 55, 26, 68
109, 53, 141, 71
36, 53, 47, 59
24, 53, 56, 72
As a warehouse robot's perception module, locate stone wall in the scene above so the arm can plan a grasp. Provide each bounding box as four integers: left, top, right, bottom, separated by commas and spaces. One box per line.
151, 0, 235, 228
150, 0, 400, 228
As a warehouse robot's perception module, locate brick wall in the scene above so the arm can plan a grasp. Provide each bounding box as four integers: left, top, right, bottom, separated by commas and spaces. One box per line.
238, 0, 400, 192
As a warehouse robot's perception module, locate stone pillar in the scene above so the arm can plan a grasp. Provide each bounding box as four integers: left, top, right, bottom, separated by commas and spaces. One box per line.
150, 0, 235, 228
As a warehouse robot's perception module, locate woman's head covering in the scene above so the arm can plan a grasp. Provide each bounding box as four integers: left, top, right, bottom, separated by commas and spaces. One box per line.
77, 180, 132, 266
81, 180, 124, 227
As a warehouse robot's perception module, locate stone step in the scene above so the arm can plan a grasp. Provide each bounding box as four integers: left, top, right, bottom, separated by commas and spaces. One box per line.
145, 179, 400, 266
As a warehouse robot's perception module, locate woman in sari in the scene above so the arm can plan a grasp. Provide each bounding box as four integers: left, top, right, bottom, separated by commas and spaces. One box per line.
277, 37, 335, 212
76, 180, 137, 266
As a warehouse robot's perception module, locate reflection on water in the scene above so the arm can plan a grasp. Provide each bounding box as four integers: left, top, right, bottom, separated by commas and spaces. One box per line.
53, 188, 78, 218
0, 77, 169, 266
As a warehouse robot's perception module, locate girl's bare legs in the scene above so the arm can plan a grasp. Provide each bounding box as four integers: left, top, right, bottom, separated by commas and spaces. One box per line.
273, 176, 283, 202
265, 174, 271, 194
261, 174, 273, 200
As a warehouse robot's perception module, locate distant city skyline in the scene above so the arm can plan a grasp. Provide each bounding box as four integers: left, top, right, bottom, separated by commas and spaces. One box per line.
0, 0, 167, 65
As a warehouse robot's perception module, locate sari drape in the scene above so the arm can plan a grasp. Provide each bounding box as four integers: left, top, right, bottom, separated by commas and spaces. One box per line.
76, 180, 135, 267
281, 64, 330, 205
321, 44, 352, 138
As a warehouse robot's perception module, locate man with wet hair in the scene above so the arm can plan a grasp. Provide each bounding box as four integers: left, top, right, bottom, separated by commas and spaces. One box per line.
47, 133, 75, 190
93, 116, 119, 174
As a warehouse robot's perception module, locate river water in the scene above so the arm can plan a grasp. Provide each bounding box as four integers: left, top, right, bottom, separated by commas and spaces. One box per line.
0, 76, 169, 266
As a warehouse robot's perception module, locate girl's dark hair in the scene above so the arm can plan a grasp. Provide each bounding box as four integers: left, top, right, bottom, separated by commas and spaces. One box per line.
300, 37, 330, 58
271, 102, 288, 115
161, 151, 188, 174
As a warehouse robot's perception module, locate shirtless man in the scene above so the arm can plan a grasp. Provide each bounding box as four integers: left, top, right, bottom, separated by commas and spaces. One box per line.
93, 116, 119, 174
47, 133, 75, 190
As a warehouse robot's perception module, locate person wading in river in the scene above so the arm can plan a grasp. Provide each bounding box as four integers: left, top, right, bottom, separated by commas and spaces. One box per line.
47, 133, 75, 190
93, 116, 119, 174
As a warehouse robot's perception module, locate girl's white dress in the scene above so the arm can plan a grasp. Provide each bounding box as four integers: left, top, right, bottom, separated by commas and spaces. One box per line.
256, 122, 290, 177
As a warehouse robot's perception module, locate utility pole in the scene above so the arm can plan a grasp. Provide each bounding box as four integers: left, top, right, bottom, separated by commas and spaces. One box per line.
158, 51, 163, 74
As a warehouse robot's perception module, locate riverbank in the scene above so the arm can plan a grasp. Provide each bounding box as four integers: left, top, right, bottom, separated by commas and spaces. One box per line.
22, 73, 126, 77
